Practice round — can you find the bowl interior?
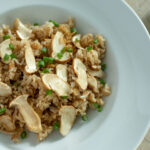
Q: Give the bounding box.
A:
[0,4,118,150]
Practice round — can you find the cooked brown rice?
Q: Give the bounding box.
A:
[0,18,111,142]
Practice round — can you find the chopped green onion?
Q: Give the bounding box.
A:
[34,23,39,26]
[46,90,53,95]
[3,54,9,61]
[43,56,49,63]
[49,20,59,27]
[93,39,98,44]
[41,47,47,53]
[93,103,102,112]
[53,122,60,130]
[38,60,45,68]
[75,38,80,42]
[97,106,102,112]
[57,52,63,59]
[48,57,55,64]
[10,53,17,59]
[61,96,68,99]
[70,27,77,33]
[101,64,106,71]
[43,56,54,64]
[42,68,50,73]
[9,43,14,50]
[20,131,27,139]
[67,48,73,53]
[61,47,66,54]
[87,46,93,52]
[100,79,106,85]
[81,115,88,121]
[3,35,10,40]
[0,108,6,115]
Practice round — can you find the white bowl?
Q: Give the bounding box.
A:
[0,0,150,150]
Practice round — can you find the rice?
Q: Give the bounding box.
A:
[0,18,111,142]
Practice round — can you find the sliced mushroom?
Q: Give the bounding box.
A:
[72,34,83,49]
[0,115,15,132]
[56,64,67,81]
[0,39,12,63]
[79,90,90,101]
[9,95,42,133]
[102,84,111,96]
[43,21,54,37]
[88,69,105,78]
[25,42,37,74]
[59,106,76,136]
[87,74,99,93]
[73,58,87,90]
[51,31,71,63]
[87,50,101,70]
[0,82,12,96]
[42,74,71,96]
[14,18,32,40]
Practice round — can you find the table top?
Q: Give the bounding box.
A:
[126,0,150,149]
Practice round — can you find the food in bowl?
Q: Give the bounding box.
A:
[0,18,111,142]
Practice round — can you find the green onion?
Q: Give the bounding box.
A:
[87,46,93,52]
[57,52,63,59]
[42,68,50,73]
[38,60,45,68]
[34,23,39,26]
[49,20,59,27]
[20,131,27,139]
[100,79,106,85]
[67,48,73,53]
[3,54,9,61]
[61,47,66,54]
[43,56,49,63]
[101,64,106,71]
[81,115,88,121]
[61,96,68,99]
[43,57,54,64]
[3,35,10,40]
[0,108,6,115]
[48,57,55,64]
[93,39,98,44]
[9,43,14,50]
[70,27,77,33]
[41,47,47,53]
[53,122,59,130]
[93,103,102,112]
[46,90,53,95]
[75,38,80,42]
[10,53,17,59]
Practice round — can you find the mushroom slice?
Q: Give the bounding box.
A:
[9,95,42,133]
[51,31,71,63]
[14,18,32,40]
[56,64,67,81]
[87,74,99,93]
[44,21,54,37]
[0,115,15,132]
[87,50,101,70]
[42,74,71,96]
[72,34,83,49]
[25,42,37,74]
[59,106,76,136]
[102,84,111,96]
[73,58,87,90]
[0,39,12,63]
[0,82,12,96]
[88,69,105,78]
